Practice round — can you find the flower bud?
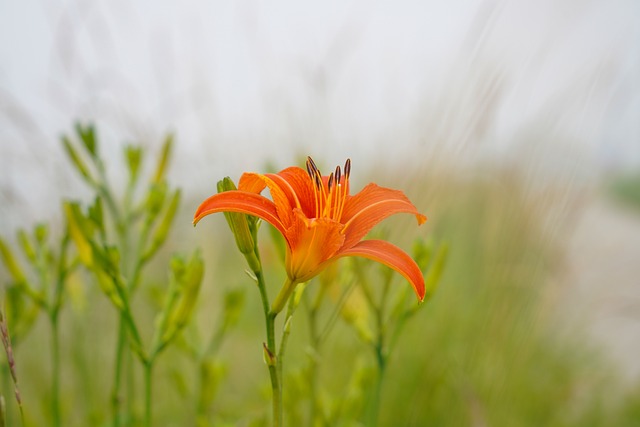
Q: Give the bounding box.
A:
[74,122,97,158]
[152,134,173,184]
[62,136,94,184]
[17,230,36,264]
[125,145,143,184]
[64,202,94,267]
[216,178,261,271]
[144,189,180,260]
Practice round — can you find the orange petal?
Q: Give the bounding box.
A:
[193,191,287,237]
[237,172,297,227]
[338,239,425,301]
[340,183,427,249]
[270,167,317,218]
[238,173,267,193]
[284,210,345,284]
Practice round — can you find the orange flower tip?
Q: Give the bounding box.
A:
[417,214,428,225]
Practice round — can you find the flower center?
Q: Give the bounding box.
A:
[305,156,351,222]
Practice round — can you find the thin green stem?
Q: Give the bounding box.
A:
[50,313,61,427]
[251,245,284,427]
[265,312,281,427]
[111,317,126,427]
[365,345,387,427]
[306,302,320,427]
[49,230,70,427]
[143,360,154,427]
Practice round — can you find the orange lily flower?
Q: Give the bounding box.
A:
[194,157,427,302]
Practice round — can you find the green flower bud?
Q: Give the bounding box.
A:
[144,189,180,261]
[152,134,173,184]
[62,136,94,184]
[74,122,97,158]
[34,223,48,245]
[217,177,259,270]
[145,183,168,223]
[17,230,36,263]
[125,145,143,185]
[170,251,203,328]
[88,197,104,235]
[0,237,27,284]
[64,202,94,267]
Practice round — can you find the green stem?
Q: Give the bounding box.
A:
[265,312,281,427]
[252,253,283,427]
[366,345,386,427]
[50,231,70,427]
[111,316,126,427]
[50,313,61,427]
[307,305,320,427]
[143,360,154,427]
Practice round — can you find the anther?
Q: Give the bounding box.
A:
[344,159,351,179]
[307,156,320,175]
[327,173,334,191]
[306,160,314,179]
[335,166,341,186]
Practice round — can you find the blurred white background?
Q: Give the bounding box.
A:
[1,0,640,389]
[1,0,639,230]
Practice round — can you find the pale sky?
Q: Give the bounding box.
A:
[1,0,639,231]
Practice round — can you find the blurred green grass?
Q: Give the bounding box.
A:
[2,163,640,426]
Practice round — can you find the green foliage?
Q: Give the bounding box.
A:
[608,171,640,212]
[0,128,638,426]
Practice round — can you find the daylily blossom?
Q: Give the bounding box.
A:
[194,157,427,305]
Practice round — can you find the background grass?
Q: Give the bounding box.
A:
[1,160,639,426]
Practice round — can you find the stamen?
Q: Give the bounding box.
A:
[308,156,320,176]
[305,157,352,220]
[306,160,314,179]
[336,159,351,220]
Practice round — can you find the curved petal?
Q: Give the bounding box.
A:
[193,190,287,237]
[270,167,317,218]
[238,173,267,193]
[337,239,425,301]
[285,209,345,284]
[340,183,427,249]
[237,172,297,227]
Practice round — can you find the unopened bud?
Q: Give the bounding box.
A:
[0,237,27,285]
[152,134,173,184]
[75,122,97,158]
[125,145,143,184]
[217,178,256,257]
[17,230,36,263]
[144,189,180,260]
[62,136,94,184]
[64,202,94,267]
